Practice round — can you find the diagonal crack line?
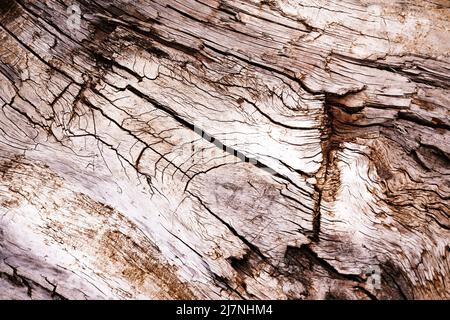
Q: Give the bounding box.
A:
[188,191,318,280]
[162,225,204,258]
[290,244,364,282]
[126,85,286,177]
[0,23,75,84]
[187,190,268,261]
[1,262,67,300]
[353,286,378,300]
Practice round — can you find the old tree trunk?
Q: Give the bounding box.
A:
[0,0,449,300]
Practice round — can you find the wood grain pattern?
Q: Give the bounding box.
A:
[0,0,448,299]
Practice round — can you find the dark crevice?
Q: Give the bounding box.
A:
[353,286,378,300]
[92,52,143,81]
[312,100,335,241]
[127,85,285,180]
[287,244,363,282]
[398,111,450,131]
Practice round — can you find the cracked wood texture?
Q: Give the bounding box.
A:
[0,0,449,300]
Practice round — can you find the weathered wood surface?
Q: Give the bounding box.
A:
[0,0,449,299]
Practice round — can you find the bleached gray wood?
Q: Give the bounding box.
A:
[0,0,449,299]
